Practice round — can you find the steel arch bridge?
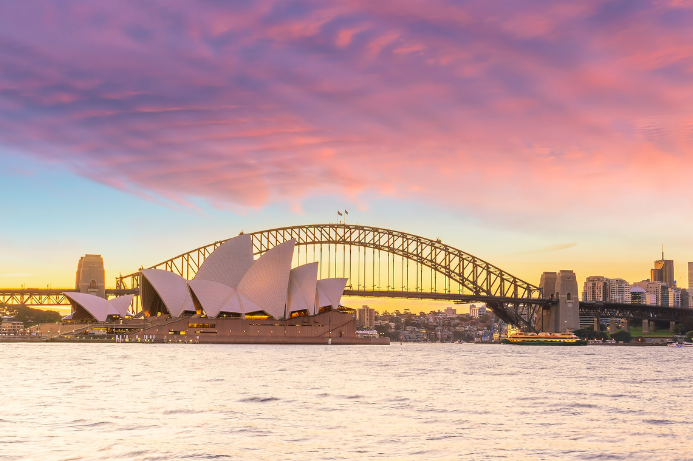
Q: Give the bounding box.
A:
[116,224,550,331]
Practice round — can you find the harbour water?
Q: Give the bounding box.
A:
[1,343,691,460]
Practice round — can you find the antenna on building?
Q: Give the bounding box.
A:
[662,244,664,261]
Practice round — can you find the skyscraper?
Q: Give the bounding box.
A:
[688,262,693,290]
[653,250,674,287]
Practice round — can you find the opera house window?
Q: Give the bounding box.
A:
[188,323,215,329]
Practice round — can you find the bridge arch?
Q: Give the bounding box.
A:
[117,224,544,329]
[119,224,540,299]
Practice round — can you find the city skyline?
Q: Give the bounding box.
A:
[3,3,693,461]
[2,1,693,300]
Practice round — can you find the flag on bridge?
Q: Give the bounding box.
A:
[337,211,342,216]
[344,209,348,215]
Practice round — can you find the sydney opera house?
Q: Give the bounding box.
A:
[63,235,388,344]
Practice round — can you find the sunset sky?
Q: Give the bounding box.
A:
[2,0,693,308]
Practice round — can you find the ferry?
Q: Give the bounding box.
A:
[501,331,587,346]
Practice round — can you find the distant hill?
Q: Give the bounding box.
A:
[0,303,62,327]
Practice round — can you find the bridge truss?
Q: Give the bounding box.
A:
[117,224,547,331]
[579,301,693,323]
[0,288,138,307]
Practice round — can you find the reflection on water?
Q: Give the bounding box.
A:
[1,343,691,460]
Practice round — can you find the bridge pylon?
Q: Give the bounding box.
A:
[539,270,580,332]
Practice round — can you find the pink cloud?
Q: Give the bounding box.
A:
[0,0,692,226]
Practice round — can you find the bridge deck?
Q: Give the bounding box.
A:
[342,289,554,306]
[3,287,692,323]
[0,288,139,307]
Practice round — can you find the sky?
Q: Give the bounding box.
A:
[2,0,693,310]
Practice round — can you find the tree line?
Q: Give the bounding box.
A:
[0,303,63,327]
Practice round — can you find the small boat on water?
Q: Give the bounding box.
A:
[501,331,587,346]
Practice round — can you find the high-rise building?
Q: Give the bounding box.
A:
[356,305,375,329]
[444,307,457,315]
[650,268,663,284]
[670,287,682,307]
[608,278,631,303]
[583,276,609,302]
[653,258,674,287]
[688,262,693,290]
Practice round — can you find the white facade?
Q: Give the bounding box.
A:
[235,240,295,319]
[188,279,239,318]
[194,234,254,289]
[141,236,348,320]
[64,292,134,322]
[287,263,319,315]
[109,294,135,317]
[316,278,348,310]
[141,269,195,317]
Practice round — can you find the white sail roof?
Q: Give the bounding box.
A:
[194,234,254,289]
[109,294,134,317]
[288,262,318,315]
[237,290,263,315]
[236,239,295,319]
[316,278,348,309]
[64,292,111,322]
[219,290,244,315]
[188,279,237,318]
[141,269,195,317]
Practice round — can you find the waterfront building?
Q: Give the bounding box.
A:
[0,316,24,335]
[583,276,609,302]
[356,305,375,329]
[608,278,631,303]
[63,293,135,322]
[140,235,347,320]
[75,254,105,298]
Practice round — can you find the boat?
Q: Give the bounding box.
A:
[501,331,587,346]
[667,341,693,348]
